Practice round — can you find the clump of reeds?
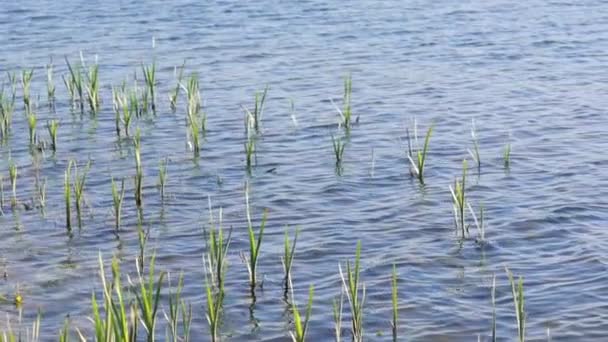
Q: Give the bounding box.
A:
[46,60,55,104]
[142,62,156,113]
[92,254,138,341]
[341,74,353,129]
[289,284,314,342]
[113,83,133,136]
[27,111,37,146]
[158,158,168,201]
[0,86,15,141]
[242,85,268,134]
[8,161,17,207]
[332,135,346,174]
[282,228,299,293]
[204,265,224,342]
[21,69,34,113]
[134,128,143,208]
[131,254,166,342]
[111,177,126,232]
[243,185,267,291]
[85,56,101,113]
[46,119,59,152]
[333,290,344,342]
[506,267,526,342]
[169,62,186,111]
[468,202,486,243]
[184,74,206,156]
[73,160,91,228]
[406,120,433,183]
[449,159,468,238]
[244,134,256,171]
[164,273,192,342]
[64,57,84,108]
[468,119,481,170]
[339,241,365,342]
[36,176,47,210]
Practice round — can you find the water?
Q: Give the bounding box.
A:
[1,0,608,340]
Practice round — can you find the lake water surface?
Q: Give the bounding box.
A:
[1,0,608,340]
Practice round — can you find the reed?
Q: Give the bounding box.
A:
[406,121,433,183]
[134,128,143,208]
[245,136,256,170]
[242,85,268,134]
[491,274,497,342]
[504,141,511,168]
[46,61,55,104]
[21,69,34,113]
[158,158,168,201]
[111,177,126,232]
[333,290,344,342]
[506,268,526,342]
[169,62,186,111]
[59,318,70,342]
[205,201,232,292]
[114,87,132,136]
[46,119,59,151]
[64,161,72,232]
[289,285,314,342]
[85,58,100,113]
[244,185,267,290]
[338,241,365,342]
[129,82,142,117]
[282,228,299,292]
[189,111,201,157]
[0,87,15,140]
[142,62,156,112]
[468,119,481,170]
[8,161,17,207]
[27,111,37,145]
[0,174,5,210]
[92,254,138,341]
[468,202,486,243]
[164,273,192,342]
[73,160,91,228]
[64,57,84,108]
[341,74,353,129]
[203,262,224,342]
[391,265,398,342]
[449,159,468,238]
[331,135,346,166]
[132,254,166,342]
[36,176,46,210]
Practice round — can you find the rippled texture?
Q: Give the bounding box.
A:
[1,0,608,340]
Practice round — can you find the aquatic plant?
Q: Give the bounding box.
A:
[8,161,17,207]
[504,141,511,168]
[491,274,497,342]
[92,254,138,341]
[183,74,204,156]
[332,135,346,166]
[506,268,526,342]
[391,265,398,342]
[142,62,156,112]
[468,202,486,243]
[111,177,126,232]
[449,159,468,238]
[164,273,193,342]
[27,111,37,146]
[64,57,84,108]
[36,176,47,210]
[64,161,72,231]
[132,254,166,342]
[406,121,433,183]
[158,158,168,201]
[46,61,55,103]
[282,228,299,292]
[245,135,256,171]
[169,62,186,111]
[46,119,59,152]
[333,290,344,342]
[339,241,365,342]
[205,200,232,293]
[242,85,268,134]
[73,160,91,228]
[468,119,481,170]
[0,87,15,140]
[341,74,353,129]
[21,69,34,113]
[85,57,100,113]
[59,318,70,342]
[134,128,143,208]
[243,185,267,290]
[289,284,314,342]
[203,262,224,342]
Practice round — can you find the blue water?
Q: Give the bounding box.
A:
[1,0,608,340]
